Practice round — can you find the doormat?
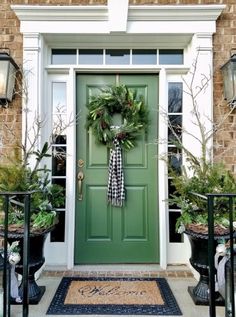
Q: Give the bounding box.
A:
[47,277,182,315]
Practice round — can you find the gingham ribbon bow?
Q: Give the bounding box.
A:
[107,138,125,207]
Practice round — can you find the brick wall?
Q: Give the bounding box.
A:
[0,0,236,170]
[212,2,236,172]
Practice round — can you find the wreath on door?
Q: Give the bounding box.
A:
[86,84,149,207]
[86,85,149,151]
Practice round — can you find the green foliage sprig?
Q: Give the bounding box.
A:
[170,163,236,233]
[86,85,149,150]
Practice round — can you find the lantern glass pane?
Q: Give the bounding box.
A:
[7,62,16,102]
[222,59,236,102]
[0,61,8,98]
[233,61,236,99]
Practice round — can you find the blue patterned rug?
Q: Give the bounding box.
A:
[47,277,182,315]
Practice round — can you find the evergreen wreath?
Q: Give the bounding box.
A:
[86,85,149,150]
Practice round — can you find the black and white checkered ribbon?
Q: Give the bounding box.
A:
[107,138,125,207]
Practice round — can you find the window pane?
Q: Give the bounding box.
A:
[50,211,65,242]
[53,114,67,132]
[52,82,66,113]
[79,49,103,64]
[168,179,179,210]
[168,83,183,113]
[168,115,182,143]
[105,49,130,65]
[132,49,156,65]
[53,135,67,144]
[52,178,66,188]
[168,147,182,174]
[159,49,183,65]
[169,211,182,242]
[51,49,76,65]
[52,178,66,208]
[52,146,66,176]
[168,178,177,197]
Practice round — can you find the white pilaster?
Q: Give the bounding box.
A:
[184,33,213,164]
[22,32,41,167]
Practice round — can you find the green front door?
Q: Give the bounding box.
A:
[75,74,159,264]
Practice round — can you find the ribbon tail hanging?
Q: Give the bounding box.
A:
[107,138,125,207]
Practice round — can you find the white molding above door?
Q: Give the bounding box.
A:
[12,4,225,35]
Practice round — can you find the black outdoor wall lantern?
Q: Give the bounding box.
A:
[0,52,19,106]
[221,54,236,108]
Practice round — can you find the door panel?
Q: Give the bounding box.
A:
[123,186,147,240]
[75,74,159,263]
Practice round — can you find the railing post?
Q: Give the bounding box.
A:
[208,194,216,317]
[229,196,235,317]
[0,191,32,317]
[22,193,30,317]
[3,195,10,317]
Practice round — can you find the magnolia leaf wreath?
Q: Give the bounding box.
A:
[86,85,149,206]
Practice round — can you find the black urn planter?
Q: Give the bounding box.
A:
[5,227,52,305]
[185,229,225,306]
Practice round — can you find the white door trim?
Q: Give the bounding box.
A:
[11,3,224,269]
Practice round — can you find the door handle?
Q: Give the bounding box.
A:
[77,171,84,200]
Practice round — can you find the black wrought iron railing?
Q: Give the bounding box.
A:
[207,193,236,317]
[186,192,236,317]
[0,191,33,317]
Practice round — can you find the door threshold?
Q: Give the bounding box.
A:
[74,264,163,272]
[44,264,192,278]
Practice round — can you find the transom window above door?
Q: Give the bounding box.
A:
[51,49,184,65]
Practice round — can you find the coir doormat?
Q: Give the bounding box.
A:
[47,277,182,315]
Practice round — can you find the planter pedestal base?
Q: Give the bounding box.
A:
[15,258,46,304]
[188,286,224,306]
[185,229,228,306]
[18,277,46,305]
[4,227,53,305]
[11,286,45,305]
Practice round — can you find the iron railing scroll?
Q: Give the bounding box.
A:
[0,191,33,317]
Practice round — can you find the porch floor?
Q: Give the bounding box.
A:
[11,265,225,317]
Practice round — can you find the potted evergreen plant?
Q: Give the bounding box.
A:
[0,141,64,304]
[166,55,236,304]
[171,162,236,237]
